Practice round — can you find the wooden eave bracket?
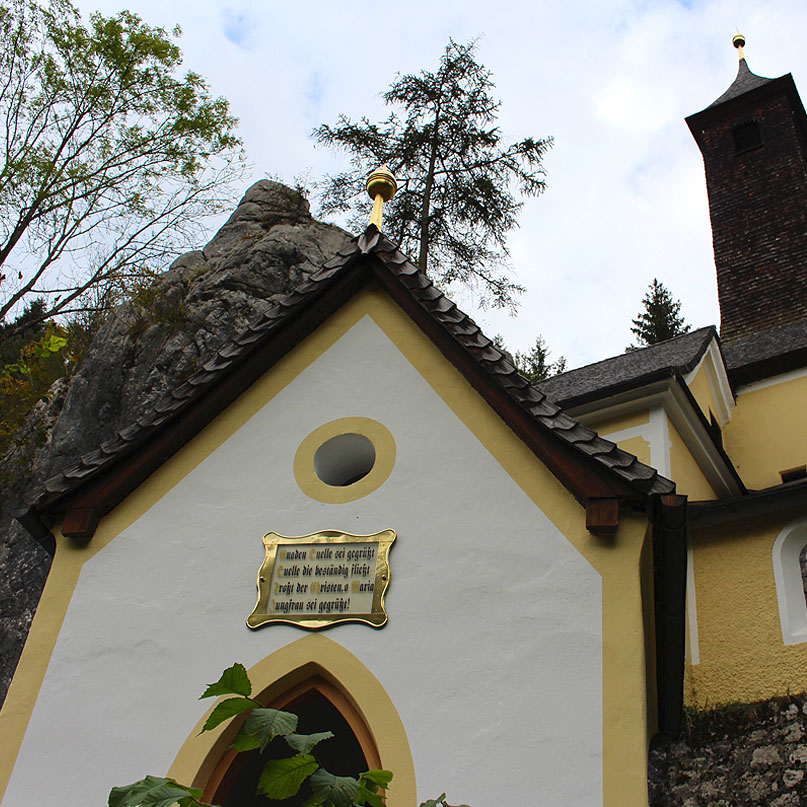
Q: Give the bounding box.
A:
[62,506,101,540]
[586,498,620,535]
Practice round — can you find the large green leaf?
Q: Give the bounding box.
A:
[200,663,252,699]
[201,697,255,733]
[256,754,319,799]
[284,731,334,755]
[355,769,392,807]
[309,768,359,807]
[355,783,386,807]
[243,707,298,749]
[108,775,207,807]
[232,725,262,752]
[360,770,393,790]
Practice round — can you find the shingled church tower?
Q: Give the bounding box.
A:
[686,34,807,344]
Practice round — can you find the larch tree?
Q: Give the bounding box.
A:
[0,0,245,340]
[314,39,553,310]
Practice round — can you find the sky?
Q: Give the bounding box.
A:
[75,0,807,371]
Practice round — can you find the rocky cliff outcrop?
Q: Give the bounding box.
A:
[649,694,807,806]
[0,181,351,705]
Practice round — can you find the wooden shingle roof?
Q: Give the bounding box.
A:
[21,226,674,541]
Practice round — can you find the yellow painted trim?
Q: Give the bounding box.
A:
[166,635,416,807]
[589,410,650,436]
[294,417,396,503]
[0,284,654,807]
[0,528,82,805]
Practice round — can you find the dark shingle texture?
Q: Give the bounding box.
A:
[33,228,674,513]
[709,59,774,107]
[537,327,716,408]
[723,320,807,384]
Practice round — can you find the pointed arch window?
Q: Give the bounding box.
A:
[204,676,380,806]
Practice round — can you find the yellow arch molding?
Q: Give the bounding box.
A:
[167,635,416,807]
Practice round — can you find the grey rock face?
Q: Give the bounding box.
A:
[649,694,807,806]
[0,181,351,706]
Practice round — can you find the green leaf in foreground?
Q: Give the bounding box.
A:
[257,754,319,799]
[419,795,448,807]
[243,707,299,750]
[108,775,205,807]
[232,725,262,752]
[200,662,252,699]
[355,769,393,807]
[284,731,335,755]
[360,770,393,789]
[356,783,386,807]
[309,768,360,807]
[201,697,256,732]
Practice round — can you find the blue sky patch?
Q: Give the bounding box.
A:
[222,9,250,46]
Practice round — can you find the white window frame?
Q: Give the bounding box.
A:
[772,517,807,644]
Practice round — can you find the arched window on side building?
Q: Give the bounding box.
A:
[772,518,807,644]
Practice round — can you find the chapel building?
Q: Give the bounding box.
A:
[0,35,805,807]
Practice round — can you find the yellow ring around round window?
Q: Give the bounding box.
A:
[294,418,396,503]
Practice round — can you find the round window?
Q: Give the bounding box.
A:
[313,433,376,487]
[294,418,396,503]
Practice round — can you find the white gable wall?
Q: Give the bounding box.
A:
[4,316,602,807]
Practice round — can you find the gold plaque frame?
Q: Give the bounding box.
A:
[247,529,396,630]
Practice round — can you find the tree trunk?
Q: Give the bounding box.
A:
[418,109,441,270]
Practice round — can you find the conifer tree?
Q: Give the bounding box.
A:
[629,278,690,348]
[315,39,553,309]
[514,335,566,381]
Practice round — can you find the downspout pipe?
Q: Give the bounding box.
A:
[653,493,688,738]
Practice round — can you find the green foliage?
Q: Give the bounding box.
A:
[257,754,319,799]
[200,662,252,699]
[309,769,360,807]
[629,278,690,349]
[513,334,566,382]
[126,271,189,336]
[109,776,209,807]
[0,297,48,365]
[285,731,335,754]
[0,0,244,340]
[419,795,470,807]
[110,663,469,807]
[200,697,257,732]
[315,39,552,310]
[0,296,108,481]
[110,663,394,807]
[0,320,70,475]
[491,332,566,382]
[242,707,300,750]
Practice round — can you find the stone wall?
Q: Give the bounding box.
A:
[649,693,807,806]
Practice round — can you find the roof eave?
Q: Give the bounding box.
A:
[25,227,673,541]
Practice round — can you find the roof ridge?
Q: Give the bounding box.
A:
[30,226,674,523]
[549,325,717,380]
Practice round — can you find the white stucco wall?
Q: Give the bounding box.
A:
[4,316,602,807]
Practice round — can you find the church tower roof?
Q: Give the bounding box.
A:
[685,35,807,351]
[708,56,775,107]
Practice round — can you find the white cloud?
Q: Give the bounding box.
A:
[74,0,807,368]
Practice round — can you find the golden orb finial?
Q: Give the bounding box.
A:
[366,165,397,230]
[733,33,746,59]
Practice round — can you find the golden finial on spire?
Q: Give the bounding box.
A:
[366,165,397,230]
[733,32,746,60]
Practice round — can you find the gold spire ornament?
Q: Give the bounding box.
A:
[733,32,746,60]
[366,165,397,230]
